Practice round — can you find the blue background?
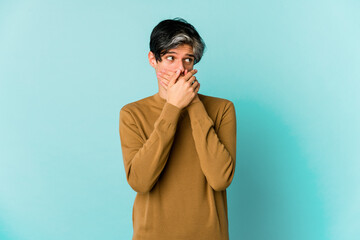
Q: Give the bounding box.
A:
[1,0,359,239]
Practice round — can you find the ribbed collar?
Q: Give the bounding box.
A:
[153,92,167,105]
[152,92,187,116]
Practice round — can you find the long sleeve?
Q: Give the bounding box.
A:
[187,100,237,191]
[119,102,182,193]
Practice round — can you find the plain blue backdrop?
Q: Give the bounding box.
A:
[0,0,359,239]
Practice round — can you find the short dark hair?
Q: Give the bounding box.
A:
[149,18,206,64]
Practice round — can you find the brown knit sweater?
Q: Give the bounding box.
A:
[119,92,237,240]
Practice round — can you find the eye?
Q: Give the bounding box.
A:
[184,58,193,63]
[166,56,174,61]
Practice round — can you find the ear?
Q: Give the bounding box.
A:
[148,51,157,69]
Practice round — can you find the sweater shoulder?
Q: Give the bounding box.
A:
[120,94,155,113]
[198,93,234,110]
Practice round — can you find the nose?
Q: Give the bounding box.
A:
[176,61,185,74]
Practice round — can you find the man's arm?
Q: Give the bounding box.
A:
[187,99,237,191]
[119,102,181,193]
[119,69,198,193]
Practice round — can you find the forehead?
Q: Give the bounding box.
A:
[165,44,194,55]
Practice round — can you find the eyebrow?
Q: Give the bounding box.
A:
[166,51,195,58]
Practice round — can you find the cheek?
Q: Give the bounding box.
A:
[156,66,174,78]
[156,62,172,72]
[158,66,177,74]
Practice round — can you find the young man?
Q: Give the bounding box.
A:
[119,18,237,240]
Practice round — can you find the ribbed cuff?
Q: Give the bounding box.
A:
[159,102,182,124]
[187,101,214,126]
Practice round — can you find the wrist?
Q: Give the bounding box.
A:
[190,95,200,104]
[167,100,183,110]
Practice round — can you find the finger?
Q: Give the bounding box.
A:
[183,69,197,82]
[157,71,171,84]
[169,70,180,79]
[193,79,200,89]
[188,76,196,84]
[157,73,169,82]
[194,81,200,93]
[191,79,199,90]
[160,79,168,90]
[157,74,170,84]
[162,79,169,86]
[168,70,181,87]
[158,70,172,80]
[162,79,169,84]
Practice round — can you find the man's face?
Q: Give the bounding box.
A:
[149,44,195,77]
